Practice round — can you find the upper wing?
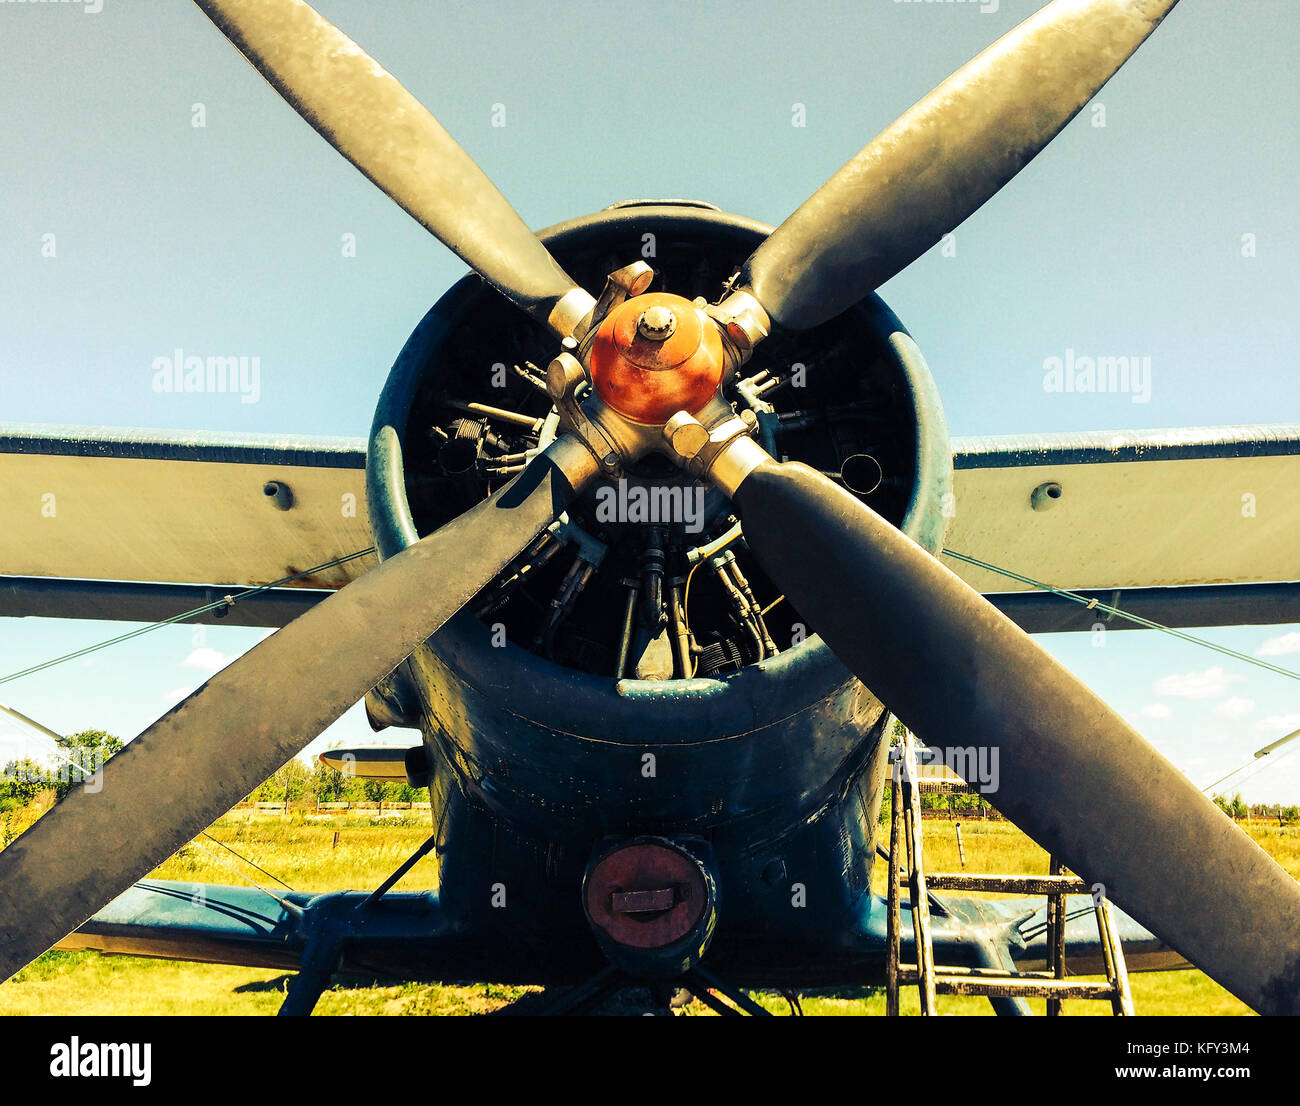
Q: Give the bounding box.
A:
[947,424,1300,631]
[3,421,1298,631]
[0,423,375,626]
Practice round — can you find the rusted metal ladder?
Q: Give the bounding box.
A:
[885,728,1134,1016]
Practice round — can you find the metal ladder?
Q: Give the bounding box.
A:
[885,729,1134,1016]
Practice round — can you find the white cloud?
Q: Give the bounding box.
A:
[181,646,236,673]
[1213,697,1256,720]
[1254,714,1300,740]
[1256,632,1300,657]
[1153,666,1245,700]
[1138,703,1173,720]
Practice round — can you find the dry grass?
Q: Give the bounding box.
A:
[156,814,439,893]
[1,813,1294,1015]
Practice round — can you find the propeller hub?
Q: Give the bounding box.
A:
[588,292,725,425]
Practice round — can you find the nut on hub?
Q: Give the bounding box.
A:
[636,305,677,341]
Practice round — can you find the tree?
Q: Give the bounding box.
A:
[1,730,123,807]
[1213,792,1249,820]
[393,782,426,805]
[52,730,123,801]
[253,759,311,804]
[309,760,350,803]
[0,757,47,806]
[362,778,391,804]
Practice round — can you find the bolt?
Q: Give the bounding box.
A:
[664,413,709,460]
[636,306,677,342]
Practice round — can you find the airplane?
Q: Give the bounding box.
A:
[1,0,1298,1016]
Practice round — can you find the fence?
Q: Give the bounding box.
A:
[237,801,432,814]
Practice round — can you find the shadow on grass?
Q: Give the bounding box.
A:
[234,971,414,995]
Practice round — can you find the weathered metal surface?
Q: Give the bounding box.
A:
[58,877,1191,991]
[933,977,1117,1001]
[983,581,1300,634]
[886,772,903,1017]
[1047,856,1067,1017]
[584,842,709,950]
[735,459,1300,1014]
[1011,895,1189,977]
[9,420,1300,628]
[318,747,413,782]
[0,439,596,981]
[926,874,1090,894]
[897,965,1122,1001]
[1096,897,1136,1016]
[582,838,718,978]
[0,426,372,590]
[949,438,1300,594]
[901,734,937,1015]
[901,965,1053,981]
[0,577,338,628]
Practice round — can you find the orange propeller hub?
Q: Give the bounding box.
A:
[588,292,725,424]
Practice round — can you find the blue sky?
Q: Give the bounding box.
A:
[2,0,1298,801]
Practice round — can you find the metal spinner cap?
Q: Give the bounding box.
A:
[588,292,725,424]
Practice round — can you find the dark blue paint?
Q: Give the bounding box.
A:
[362,202,953,982]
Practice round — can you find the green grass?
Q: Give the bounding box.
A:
[1,813,1293,1015]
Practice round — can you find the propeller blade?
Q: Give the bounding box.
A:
[193,0,591,337]
[733,459,1300,1015]
[737,0,1179,331]
[0,438,597,981]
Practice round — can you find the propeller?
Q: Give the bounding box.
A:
[734,0,1180,331]
[730,459,1300,1015]
[0,439,597,981]
[192,0,592,338]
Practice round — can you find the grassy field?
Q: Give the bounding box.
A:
[1,811,1295,1016]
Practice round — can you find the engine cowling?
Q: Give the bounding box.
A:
[365,200,952,838]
